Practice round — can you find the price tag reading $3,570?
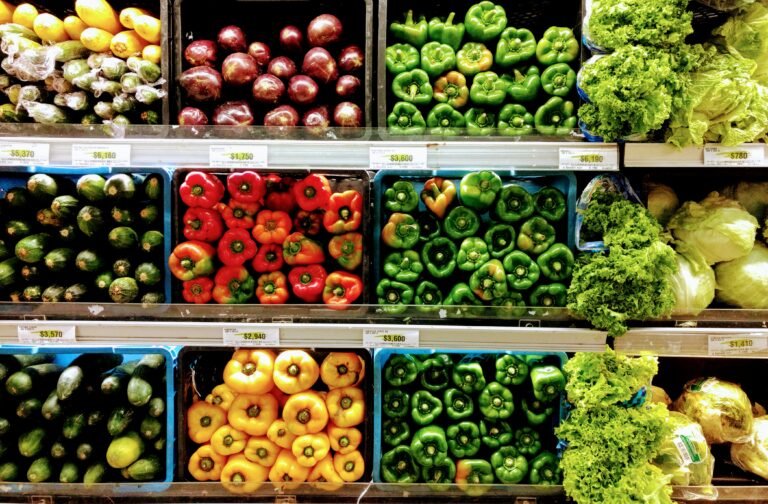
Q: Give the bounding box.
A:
[363,329,419,348]
[370,147,427,170]
[223,326,280,347]
[18,324,76,344]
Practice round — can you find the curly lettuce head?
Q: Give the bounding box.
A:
[654,411,715,486]
[587,0,693,50]
[715,242,768,309]
[669,244,716,316]
[732,415,768,480]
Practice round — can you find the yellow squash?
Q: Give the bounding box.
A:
[132,14,160,44]
[11,3,37,29]
[33,13,69,43]
[63,16,88,40]
[142,44,161,64]
[75,0,121,34]
[110,30,147,59]
[0,0,15,24]
[118,7,150,29]
[79,27,112,52]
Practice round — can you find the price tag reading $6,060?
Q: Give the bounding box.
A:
[223,326,280,347]
[209,145,268,168]
[72,144,132,167]
[369,146,427,170]
[363,329,419,348]
[17,324,76,344]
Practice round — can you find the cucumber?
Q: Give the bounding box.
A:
[83,462,105,485]
[76,175,106,202]
[104,174,135,200]
[127,354,164,407]
[141,292,164,304]
[5,187,30,209]
[6,219,32,238]
[139,204,158,225]
[107,406,135,436]
[108,226,138,250]
[27,174,58,200]
[64,283,87,302]
[44,248,75,272]
[22,285,42,302]
[143,175,162,200]
[0,416,10,435]
[0,461,18,481]
[106,431,144,469]
[87,410,104,427]
[58,224,78,243]
[41,390,62,421]
[27,456,52,482]
[147,397,165,418]
[95,271,114,290]
[109,277,138,303]
[0,257,18,286]
[76,249,102,272]
[62,413,86,440]
[125,455,160,481]
[50,195,79,219]
[135,262,161,286]
[20,264,40,282]
[113,258,132,278]
[16,397,42,418]
[42,285,66,302]
[140,230,163,254]
[57,353,123,400]
[15,233,51,263]
[111,206,134,224]
[139,416,162,440]
[76,206,105,237]
[6,363,63,396]
[36,208,62,227]
[100,361,138,396]
[18,427,46,457]
[50,440,67,459]
[59,461,79,483]
[76,443,93,462]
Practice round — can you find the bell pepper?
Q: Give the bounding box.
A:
[228,393,279,436]
[530,364,565,402]
[183,208,224,242]
[495,27,536,67]
[383,419,410,446]
[460,170,502,211]
[206,383,237,411]
[428,12,464,51]
[495,354,529,386]
[180,171,225,209]
[293,210,324,236]
[537,243,574,282]
[447,421,481,458]
[244,436,280,467]
[227,171,265,204]
[323,190,363,234]
[421,237,457,278]
[535,186,566,221]
[333,450,365,482]
[383,389,410,418]
[213,265,255,304]
[503,65,541,103]
[456,42,493,76]
[542,63,576,97]
[376,277,411,315]
[495,184,534,223]
[418,213,441,243]
[308,454,344,491]
[410,425,448,467]
[470,258,508,301]
[517,216,556,255]
[522,395,554,425]
[187,401,227,444]
[420,42,456,78]
[530,282,567,307]
[211,424,248,456]
[256,271,289,304]
[422,458,456,492]
[536,26,579,65]
[445,282,482,308]
[491,446,528,484]
[169,241,216,281]
[385,180,419,213]
[483,224,515,259]
[392,69,433,105]
[283,391,329,436]
[287,265,327,303]
[223,349,276,394]
[320,352,365,389]
[268,450,310,490]
[382,213,419,249]
[292,432,331,467]
[416,280,443,308]
[534,96,577,135]
[221,453,270,493]
[267,419,297,450]
[452,361,486,394]
[322,271,362,307]
[328,424,362,454]
[420,354,452,392]
[514,426,542,456]
[498,103,535,136]
[529,451,561,485]
[444,387,474,420]
[384,250,423,283]
[264,174,296,213]
[293,174,332,212]
[182,277,214,304]
[433,71,469,109]
[326,386,365,427]
[411,390,443,425]
[273,350,319,394]
[218,228,258,266]
[283,232,325,265]
[494,293,527,318]
[189,444,227,482]
[455,459,494,496]
[478,381,514,419]
[457,237,490,272]
[464,107,496,136]
[219,199,259,230]
[385,355,419,387]
[427,103,466,136]
[421,177,456,218]
[251,243,284,273]
[386,43,420,74]
[390,10,428,47]
[387,101,427,135]
[503,251,540,290]
[469,71,506,106]
[480,419,512,449]
[464,1,507,40]
[252,210,292,245]
[444,206,480,239]
[381,446,418,483]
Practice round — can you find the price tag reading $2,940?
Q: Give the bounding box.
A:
[209,145,268,168]
[18,324,76,344]
[363,329,419,348]
[0,142,50,166]
[370,147,427,170]
[72,144,132,167]
[223,326,280,347]
[704,144,765,167]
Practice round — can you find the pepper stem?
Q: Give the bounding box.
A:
[288,363,300,376]
[200,416,211,427]
[200,457,213,471]
[247,405,261,418]
[297,408,311,424]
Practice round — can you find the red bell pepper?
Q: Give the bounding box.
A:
[227,171,266,203]
[294,210,324,236]
[288,265,327,303]
[293,174,332,211]
[256,271,290,304]
[183,208,224,242]
[322,271,363,308]
[328,232,363,270]
[283,232,325,266]
[168,241,216,281]
[180,171,225,208]
[213,266,255,304]
[251,243,284,273]
[217,200,259,229]
[182,277,214,304]
[252,210,292,245]
[217,228,258,266]
[323,190,363,234]
[265,174,296,213]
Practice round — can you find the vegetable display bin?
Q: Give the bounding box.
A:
[372,348,568,485]
[0,166,172,304]
[170,168,371,306]
[0,344,177,490]
[176,347,373,484]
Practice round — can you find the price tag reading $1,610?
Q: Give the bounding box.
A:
[369,146,427,170]
[223,326,280,347]
[72,144,132,167]
[363,329,419,348]
[17,324,76,344]
[209,145,268,168]
[0,142,50,166]
[703,144,765,167]
[708,334,768,356]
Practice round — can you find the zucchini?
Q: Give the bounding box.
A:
[140,230,163,254]
[138,204,158,225]
[5,187,30,209]
[114,258,132,277]
[124,455,160,481]
[76,443,93,462]
[106,431,144,469]
[50,440,67,459]
[104,174,135,200]
[100,360,138,396]
[147,397,165,418]
[15,233,51,263]
[14,353,55,367]
[6,363,63,396]
[42,285,66,302]
[108,226,138,249]
[0,257,18,286]
[81,113,100,125]
[37,208,62,227]
[153,437,165,452]
[139,416,162,440]
[76,174,106,202]
[8,290,21,302]
[59,461,79,483]
[95,271,114,290]
[0,461,19,481]
[143,174,162,200]
[26,456,52,482]
[135,262,161,286]
[52,40,89,63]
[0,239,8,260]
[87,410,104,427]
[83,462,106,485]
[141,292,164,304]
[20,264,40,282]
[5,219,32,239]
[110,206,134,224]
[58,224,78,243]
[41,390,62,421]
[0,438,7,457]
[64,283,87,302]
[44,247,75,272]
[15,397,42,418]
[126,354,164,407]
[27,174,58,200]
[76,206,105,237]
[22,285,42,302]
[62,412,86,440]
[57,353,123,400]
[107,406,135,436]
[76,249,102,272]
[109,277,138,303]
[140,110,161,125]
[0,416,10,435]
[18,427,46,457]
[50,195,79,219]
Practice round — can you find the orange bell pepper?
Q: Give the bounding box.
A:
[205,383,237,411]
[322,271,363,308]
[221,453,270,494]
[326,386,365,428]
[188,444,227,481]
[320,352,365,389]
[223,349,275,394]
[252,210,292,245]
[323,190,363,234]
[210,424,248,456]
[268,449,311,490]
[267,419,297,449]
[273,350,320,394]
[187,401,227,444]
[327,424,362,454]
[228,394,279,436]
[292,432,331,467]
[333,450,365,482]
[255,271,290,304]
[244,436,280,467]
[308,454,345,491]
[282,390,329,436]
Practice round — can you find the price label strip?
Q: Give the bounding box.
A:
[370,146,428,170]
[0,142,50,166]
[18,324,76,344]
[223,326,280,347]
[72,144,132,167]
[210,145,268,168]
[708,334,768,356]
[703,144,765,167]
[363,329,419,348]
[559,148,618,171]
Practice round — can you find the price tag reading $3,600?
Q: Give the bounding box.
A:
[370,147,427,170]
[223,326,280,347]
[363,329,419,348]
[18,324,76,344]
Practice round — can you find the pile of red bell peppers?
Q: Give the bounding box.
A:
[169,171,364,306]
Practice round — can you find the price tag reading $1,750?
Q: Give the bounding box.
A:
[703,144,765,167]
[72,144,132,167]
[223,326,280,347]
[209,145,268,168]
[370,147,427,170]
[0,142,50,166]
[363,329,419,348]
[708,335,768,356]
[17,324,76,344]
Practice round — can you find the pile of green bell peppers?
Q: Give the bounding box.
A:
[380,351,565,489]
[386,3,579,136]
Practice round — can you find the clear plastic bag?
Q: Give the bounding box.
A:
[654,411,715,487]
[732,416,768,480]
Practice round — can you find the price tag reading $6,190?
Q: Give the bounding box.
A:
[17,324,76,344]
[363,329,419,348]
[369,146,427,170]
[223,326,280,347]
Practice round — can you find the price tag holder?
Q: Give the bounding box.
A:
[223,326,280,347]
[708,334,768,356]
[18,324,76,344]
[72,144,132,167]
[559,147,618,171]
[0,142,50,166]
[370,146,427,170]
[363,329,419,348]
[209,145,268,168]
[704,144,765,167]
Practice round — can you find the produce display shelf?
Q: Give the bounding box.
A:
[623,143,768,168]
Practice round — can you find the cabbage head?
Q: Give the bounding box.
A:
[647,182,679,226]
[721,181,768,219]
[732,416,768,480]
[715,242,768,309]
[669,245,716,315]
[654,411,714,486]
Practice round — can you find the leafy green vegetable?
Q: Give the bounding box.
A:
[698,0,758,11]
[715,242,768,309]
[721,181,768,219]
[646,182,679,227]
[654,411,715,487]
[732,416,768,481]
[586,0,693,50]
[669,244,716,316]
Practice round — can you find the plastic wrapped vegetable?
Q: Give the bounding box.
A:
[21,101,67,124]
[731,416,768,480]
[653,411,715,486]
[134,85,165,105]
[53,91,88,111]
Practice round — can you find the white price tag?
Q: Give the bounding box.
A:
[223,326,280,347]
[370,147,427,170]
[17,324,76,344]
[559,148,618,171]
[72,144,132,167]
[704,144,765,167]
[363,329,419,348]
[209,145,268,168]
[0,142,50,166]
[708,334,768,356]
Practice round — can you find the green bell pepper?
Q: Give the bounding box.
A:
[433,71,469,109]
[529,451,562,485]
[541,63,576,97]
[517,216,555,255]
[382,212,420,249]
[416,280,443,308]
[444,387,474,420]
[410,426,448,467]
[534,186,566,221]
[464,1,507,41]
[498,103,534,136]
[383,419,411,446]
[386,43,420,74]
[445,282,482,308]
[420,354,453,392]
[417,213,441,243]
[456,459,494,496]
[385,355,419,387]
[491,446,528,484]
[456,42,493,76]
[534,97,577,135]
[420,42,456,78]
[493,293,527,318]
[383,389,410,418]
[384,180,419,213]
[460,170,502,211]
[446,421,481,458]
[428,12,464,51]
[484,224,516,258]
[514,426,541,456]
[503,250,540,290]
[470,259,508,301]
[495,27,536,67]
[377,278,414,314]
[469,71,506,106]
[522,396,554,426]
[494,184,534,222]
[427,103,465,136]
[390,10,428,48]
[392,69,433,105]
[422,458,456,492]
[464,107,496,136]
[452,361,486,394]
[530,282,567,307]
[503,65,540,103]
[478,381,514,419]
[457,237,490,272]
[421,237,457,278]
[411,390,443,425]
[536,26,579,65]
[444,206,480,239]
[381,445,419,483]
[384,250,424,283]
[495,354,529,386]
[530,364,565,402]
[536,243,574,282]
[480,419,512,449]
[388,102,427,135]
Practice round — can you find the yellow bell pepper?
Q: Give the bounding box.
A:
[224,349,276,394]
[205,383,237,412]
[282,391,329,436]
[210,424,248,456]
[221,453,270,494]
[320,352,365,389]
[273,350,320,394]
[267,419,297,449]
[244,436,280,467]
[187,401,227,444]
[188,444,227,481]
[325,386,365,428]
[268,449,311,490]
[228,393,278,436]
[308,454,345,491]
[327,424,362,455]
[271,387,290,408]
[292,432,331,467]
[333,450,365,482]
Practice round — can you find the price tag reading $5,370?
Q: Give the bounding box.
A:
[209,145,268,168]
[370,147,427,170]
[223,326,280,347]
[0,142,50,166]
[72,144,132,167]
[363,329,419,348]
[17,324,76,344]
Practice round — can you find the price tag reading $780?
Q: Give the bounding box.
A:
[223,326,280,347]
[17,324,76,344]
[72,144,132,167]
[209,145,268,168]
[0,142,50,166]
[703,144,765,167]
[363,329,419,348]
[369,147,427,170]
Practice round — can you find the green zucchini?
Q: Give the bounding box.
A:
[27,174,58,200]
[125,455,160,481]
[141,292,164,304]
[107,405,135,436]
[76,206,105,237]
[83,462,106,485]
[44,247,75,271]
[50,195,79,219]
[18,427,46,457]
[58,224,78,243]
[0,438,7,457]
[0,416,10,435]
[50,440,67,459]
[22,285,42,302]
[5,187,30,209]
[0,461,19,481]
[108,226,138,249]
[0,257,18,286]
[81,113,100,125]
[153,437,165,452]
[87,409,104,427]
[139,416,162,440]
[20,264,40,282]
[16,397,42,418]
[95,271,114,290]
[109,277,138,303]
[57,353,124,400]
[143,174,162,200]
[0,239,9,260]
[104,174,135,200]
[37,208,62,227]
[15,233,51,263]
[135,262,161,286]
[27,456,52,482]
[59,461,79,483]
[6,219,32,238]
[42,285,66,302]
[6,363,62,396]
[113,258,132,277]
[127,354,164,407]
[106,431,144,469]
[111,206,134,224]
[64,283,87,302]
[140,230,163,254]
[138,204,158,225]
[147,397,165,418]
[76,175,106,202]
[76,249,102,272]
[76,443,93,462]
[100,360,138,396]
[62,412,86,440]
[41,390,62,421]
